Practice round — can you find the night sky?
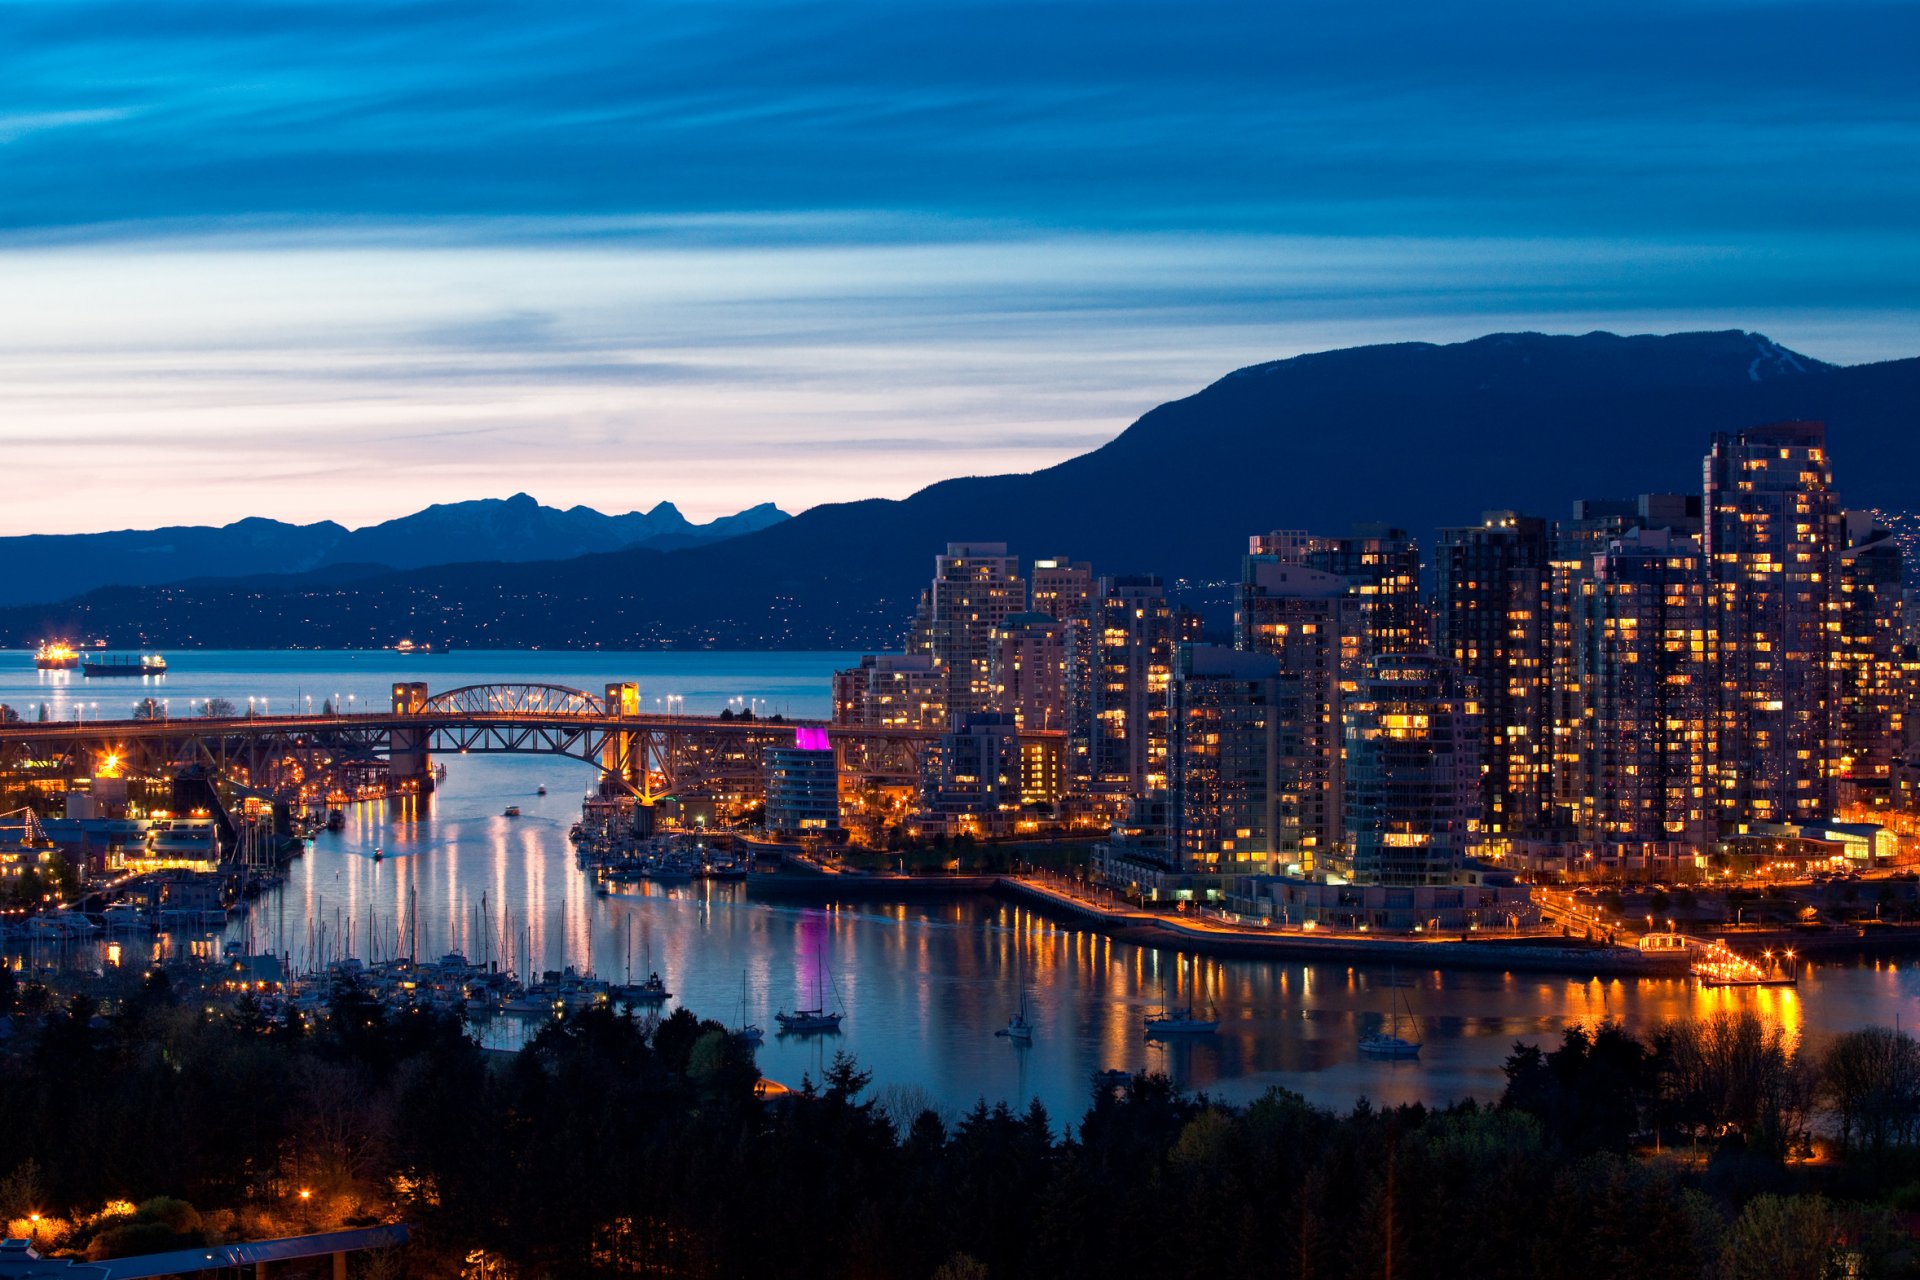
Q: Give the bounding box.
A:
[2,1,1913,532]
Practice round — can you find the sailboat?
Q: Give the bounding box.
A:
[612,920,670,1005]
[731,970,764,1045]
[1143,958,1218,1036]
[996,946,1034,1042]
[1358,969,1422,1059]
[775,947,843,1034]
[995,988,1034,1043]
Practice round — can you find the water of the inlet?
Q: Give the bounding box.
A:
[10,649,1920,1126]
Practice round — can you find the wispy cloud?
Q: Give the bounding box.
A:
[0,1,1913,533]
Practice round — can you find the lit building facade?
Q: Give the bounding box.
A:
[909,542,1027,724]
[1088,576,1177,797]
[988,612,1070,732]
[832,653,947,730]
[1250,524,1426,670]
[923,712,1061,832]
[765,744,842,835]
[1168,645,1283,874]
[1234,557,1344,860]
[1570,529,1717,847]
[1837,513,1906,790]
[1434,511,1552,844]
[1343,653,1481,886]
[1704,421,1843,823]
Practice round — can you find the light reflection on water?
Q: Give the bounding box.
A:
[243,749,1910,1126]
[2,650,1911,1124]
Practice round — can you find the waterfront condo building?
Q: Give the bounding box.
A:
[1546,495,1704,835]
[1434,511,1552,846]
[909,543,1027,725]
[1568,528,1718,848]
[1343,653,1482,886]
[1837,512,1907,796]
[1029,556,1098,787]
[988,612,1071,732]
[1704,421,1843,824]
[1168,645,1285,874]
[1248,524,1427,670]
[1088,575,1179,797]
[765,744,842,836]
[1233,556,1345,862]
[832,653,948,730]
[923,712,1060,833]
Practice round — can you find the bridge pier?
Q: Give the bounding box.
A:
[389,682,436,798]
[603,682,642,792]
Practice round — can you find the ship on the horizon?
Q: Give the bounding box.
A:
[34,641,79,670]
[82,653,168,678]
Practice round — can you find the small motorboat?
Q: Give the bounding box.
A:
[503,806,522,818]
[536,785,548,796]
[372,846,383,863]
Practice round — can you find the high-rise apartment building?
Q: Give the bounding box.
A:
[988,612,1070,732]
[1434,511,1552,844]
[1247,525,1425,671]
[1030,557,1096,625]
[832,653,948,730]
[1343,654,1481,886]
[1169,646,1286,875]
[1570,529,1717,847]
[1234,557,1345,859]
[1547,495,1704,832]
[1088,576,1177,796]
[1837,512,1907,789]
[1028,556,1098,789]
[1704,421,1843,823]
[909,543,1027,724]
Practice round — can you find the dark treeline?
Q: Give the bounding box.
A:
[0,968,1918,1278]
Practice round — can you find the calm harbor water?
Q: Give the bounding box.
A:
[5,649,1919,1126]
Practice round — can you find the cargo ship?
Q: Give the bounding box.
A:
[33,641,79,670]
[82,654,168,678]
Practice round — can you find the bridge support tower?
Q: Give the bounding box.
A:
[602,682,642,793]
[390,682,436,797]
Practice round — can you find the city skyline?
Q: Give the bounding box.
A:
[3,0,1917,534]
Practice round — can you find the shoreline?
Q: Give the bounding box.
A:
[744,871,1689,976]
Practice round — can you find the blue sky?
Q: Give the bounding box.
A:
[1,0,1915,532]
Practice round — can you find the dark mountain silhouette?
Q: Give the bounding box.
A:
[0,495,789,607]
[11,330,1917,650]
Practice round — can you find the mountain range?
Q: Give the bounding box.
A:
[0,495,789,606]
[10,329,1918,651]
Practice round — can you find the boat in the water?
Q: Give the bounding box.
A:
[33,641,79,670]
[1144,1008,1219,1036]
[996,990,1035,1043]
[731,971,764,1045]
[1358,969,1422,1059]
[503,806,522,818]
[536,784,548,796]
[1143,962,1217,1036]
[82,653,167,678]
[776,950,844,1035]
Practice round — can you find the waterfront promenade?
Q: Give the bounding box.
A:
[995,874,1688,977]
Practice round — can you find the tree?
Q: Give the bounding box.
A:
[1821,1026,1920,1157]
[202,698,237,718]
[1653,1009,1811,1157]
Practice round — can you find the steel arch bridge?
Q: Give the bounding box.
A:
[421,683,605,717]
[0,681,1046,810]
